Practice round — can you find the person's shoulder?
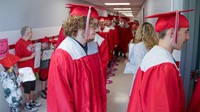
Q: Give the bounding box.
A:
[134,42,146,49]
[87,41,99,55]
[140,46,176,72]
[51,49,72,61]
[53,49,68,56]
[15,38,25,46]
[88,41,98,49]
[135,42,144,46]
[16,38,22,43]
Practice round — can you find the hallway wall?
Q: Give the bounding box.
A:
[0,0,107,45]
[0,0,108,111]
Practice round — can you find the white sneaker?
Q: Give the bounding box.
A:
[30,101,42,107]
[24,104,38,112]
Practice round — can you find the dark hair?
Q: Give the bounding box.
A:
[134,20,139,26]
[158,30,167,39]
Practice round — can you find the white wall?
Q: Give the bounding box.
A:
[0,0,110,111]
[136,0,184,61]
[0,0,110,47]
[136,0,172,26]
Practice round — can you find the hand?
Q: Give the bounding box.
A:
[30,53,36,59]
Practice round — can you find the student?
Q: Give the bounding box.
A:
[0,38,23,112]
[125,22,158,75]
[47,4,106,112]
[127,10,193,112]
[38,37,51,99]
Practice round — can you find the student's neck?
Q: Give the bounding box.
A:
[73,36,87,46]
[158,39,173,53]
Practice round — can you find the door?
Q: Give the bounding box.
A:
[181,0,200,105]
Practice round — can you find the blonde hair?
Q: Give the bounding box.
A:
[134,22,158,50]
[63,16,96,38]
[63,16,87,37]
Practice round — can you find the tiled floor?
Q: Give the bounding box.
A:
[22,57,134,112]
[107,57,133,112]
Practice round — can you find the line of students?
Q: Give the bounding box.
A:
[1,3,199,112]
[48,4,198,112]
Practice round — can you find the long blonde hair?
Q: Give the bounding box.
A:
[134,22,158,50]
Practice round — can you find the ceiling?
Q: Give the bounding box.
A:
[80,0,146,17]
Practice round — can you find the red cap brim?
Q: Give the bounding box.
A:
[146,9,194,18]
[0,54,20,68]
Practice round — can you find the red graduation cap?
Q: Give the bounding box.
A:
[105,16,112,21]
[38,36,50,43]
[66,3,99,19]
[120,16,130,22]
[146,9,194,43]
[50,39,57,44]
[66,3,100,39]
[0,38,20,68]
[98,16,105,21]
[108,14,115,20]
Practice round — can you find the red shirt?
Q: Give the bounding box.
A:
[15,38,34,71]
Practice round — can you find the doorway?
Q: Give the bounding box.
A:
[181,0,200,105]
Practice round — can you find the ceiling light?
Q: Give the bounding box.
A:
[121,12,133,17]
[118,11,132,13]
[104,3,130,5]
[114,8,131,10]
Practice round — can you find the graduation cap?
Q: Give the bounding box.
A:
[120,16,130,22]
[38,36,50,43]
[0,38,20,68]
[98,16,105,21]
[146,9,194,43]
[105,16,112,21]
[50,39,57,44]
[66,3,99,19]
[66,3,100,39]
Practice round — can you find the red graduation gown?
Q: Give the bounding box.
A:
[187,78,200,112]
[116,26,133,54]
[101,26,114,60]
[94,34,109,82]
[112,28,119,48]
[128,46,185,112]
[97,31,113,60]
[108,26,119,47]
[47,37,107,112]
[55,27,65,48]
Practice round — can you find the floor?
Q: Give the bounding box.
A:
[22,57,134,112]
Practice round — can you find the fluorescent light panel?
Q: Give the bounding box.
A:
[124,14,133,17]
[121,12,133,17]
[104,3,130,5]
[114,8,131,10]
[118,11,132,13]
